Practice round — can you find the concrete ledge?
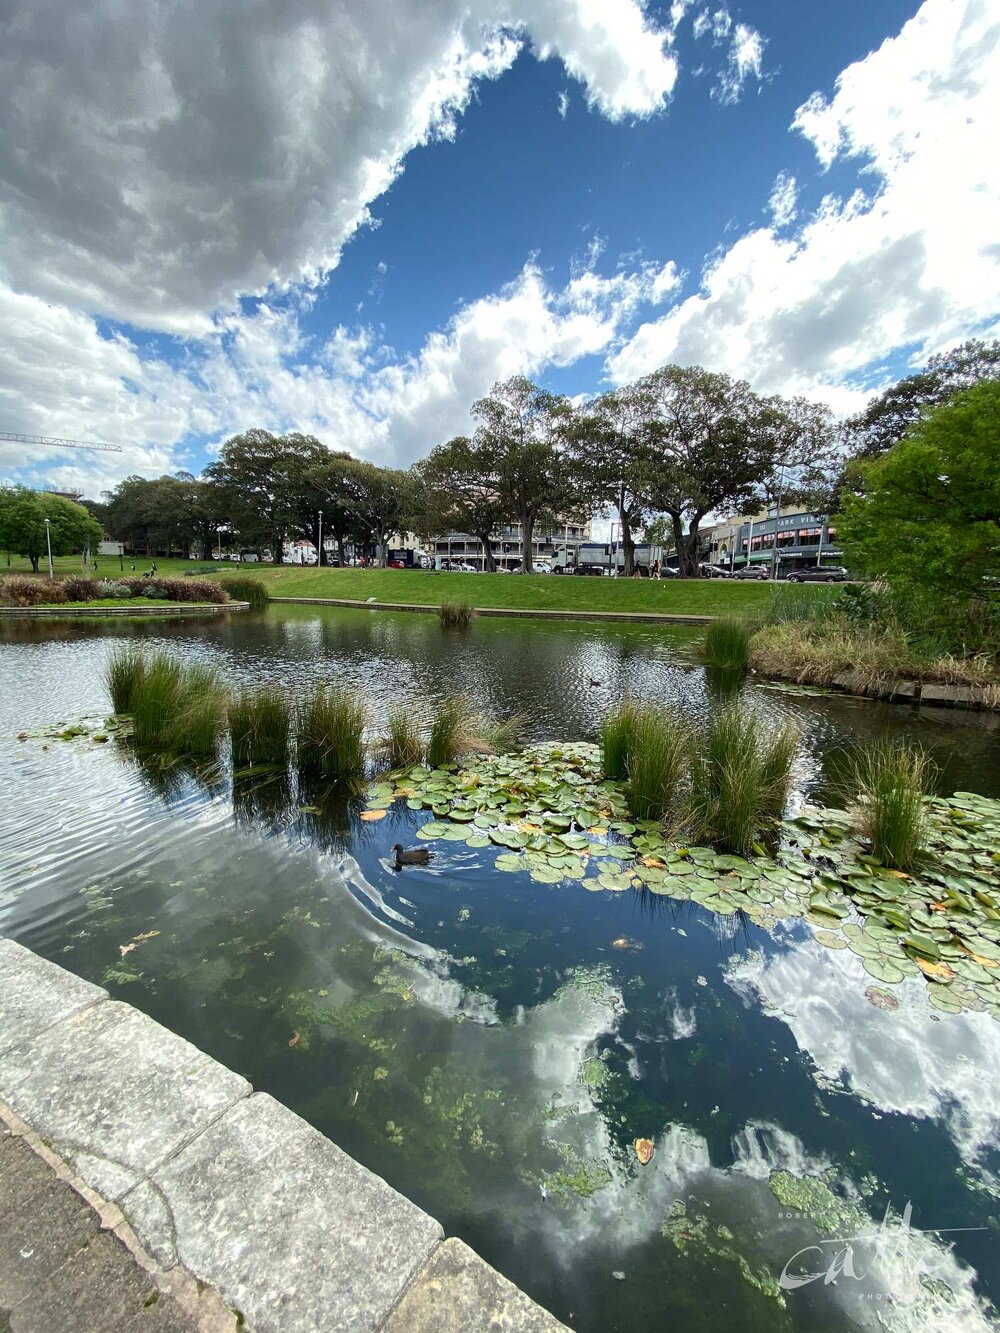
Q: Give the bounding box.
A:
[270,595,713,625]
[0,603,249,618]
[0,938,568,1333]
[763,671,998,712]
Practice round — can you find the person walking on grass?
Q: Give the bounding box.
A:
[652,559,660,580]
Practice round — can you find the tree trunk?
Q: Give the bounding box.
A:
[479,533,496,572]
[620,506,635,576]
[30,554,40,573]
[669,514,698,578]
[336,534,347,568]
[520,509,535,574]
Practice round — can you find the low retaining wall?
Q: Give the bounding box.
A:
[270,595,714,625]
[760,670,999,712]
[0,602,250,618]
[0,937,566,1333]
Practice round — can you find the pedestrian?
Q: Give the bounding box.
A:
[632,564,642,578]
[652,559,660,580]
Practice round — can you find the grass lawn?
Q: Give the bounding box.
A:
[3,556,836,616]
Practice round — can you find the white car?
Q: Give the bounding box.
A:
[456,562,477,572]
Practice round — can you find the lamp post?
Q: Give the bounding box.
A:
[770,467,786,581]
[318,510,323,568]
[43,518,53,578]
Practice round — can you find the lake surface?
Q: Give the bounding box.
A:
[2,606,999,1332]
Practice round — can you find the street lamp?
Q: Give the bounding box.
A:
[43,517,53,578]
[318,510,323,568]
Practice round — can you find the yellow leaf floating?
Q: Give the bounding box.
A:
[914,957,955,981]
[360,809,387,821]
[634,1138,655,1165]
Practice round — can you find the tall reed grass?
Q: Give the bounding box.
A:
[297,686,367,781]
[105,645,147,714]
[220,576,269,610]
[427,696,467,768]
[381,707,424,769]
[438,601,475,628]
[600,699,641,780]
[847,738,935,870]
[686,706,798,853]
[701,617,751,671]
[471,712,527,754]
[625,707,689,821]
[229,687,291,767]
[166,664,227,757]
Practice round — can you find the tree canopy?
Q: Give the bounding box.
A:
[838,379,1000,604]
[0,489,104,572]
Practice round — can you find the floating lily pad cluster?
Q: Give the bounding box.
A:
[366,746,1000,1016]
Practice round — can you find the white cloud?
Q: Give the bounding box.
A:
[714,21,767,104]
[557,89,569,118]
[767,171,798,228]
[0,0,678,332]
[609,0,1000,409]
[0,255,680,493]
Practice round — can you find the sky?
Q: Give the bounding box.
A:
[1,0,998,500]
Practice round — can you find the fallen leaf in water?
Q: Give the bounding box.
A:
[611,937,630,949]
[288,1031,301,1048]
[640,856,665,868]
[119,943,137,957]
[349,1090,359,1107]
[914,958,955,981]
[960,944,998,968]
[17,733,28,741]
[634,1138,655,1165]
[360,809,387,821]
[865,986,899,1011]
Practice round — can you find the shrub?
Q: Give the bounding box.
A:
[219,576,268,610]
[600,699,641,780]
[230,688,291,768]
[625,707,689,821]
[381,707,424,769]
[427,696,467,768]
[62,576,100,602]
[686,706,798,853]
[98,579,132,599]
[847,738,935,871]
[701,616,751,671]
[438,601,475,628]
[297,686,367,781]
[0,576,66,606]
[105,646,147,714]
[117,576,228,604]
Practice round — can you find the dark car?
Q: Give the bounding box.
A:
[733,564,771,580]
[700,563,733,579]
[786,565,849,583]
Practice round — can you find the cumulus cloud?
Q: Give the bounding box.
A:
[0,255,680,493]
[608,0,1000,408]
[0,0,678,331]
[767,171,798,228]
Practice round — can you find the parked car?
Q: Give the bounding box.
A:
[534,561,552,574]
[734,564,771,580]
[699,563,732,579]
[786,565,850,583]
[456,562,477,572]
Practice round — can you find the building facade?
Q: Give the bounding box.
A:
[705,507,843,573]
[430,520,590,570]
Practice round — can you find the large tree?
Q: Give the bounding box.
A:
[0,489,103,572]
[471,376,578,573]
[641,365,782,577]
[844,338,1000,463]
[203,429,328,560]
[345,463,416,566]
[568,384,658,576]
[838,379,1000,604]
[415,436,506,571]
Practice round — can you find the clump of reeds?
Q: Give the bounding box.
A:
[701,616,751,671]
[381,706,425,769]
[220,576,269,610]
[297,685,367,781]
[686,706,798,853]
[438,601,475,629]
[130,654,184,748]
[847,738,935,870]
[625,707,689,821]
[229,687,291,768]
[105,645,147,714]
[469,711,527,754]
[165,664,228,757]
[426,696,467,768]
[600,699,642,780]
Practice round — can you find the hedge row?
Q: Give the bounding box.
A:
[0,575,229,606]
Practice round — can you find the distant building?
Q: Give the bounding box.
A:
[705,506,843,573]
[429,520,590,570]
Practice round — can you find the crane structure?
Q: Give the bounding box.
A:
[0,430,123,455]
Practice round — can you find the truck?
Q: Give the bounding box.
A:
[550,542,665,576]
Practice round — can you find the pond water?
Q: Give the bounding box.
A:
[2,606,999,1332]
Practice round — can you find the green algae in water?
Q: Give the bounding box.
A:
[579,1057,610,1089]
[767,1170,867,1236]
[661,1201,788,1311]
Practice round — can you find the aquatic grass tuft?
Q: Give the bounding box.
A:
[381,706,425,769]
[701,616,751,671]
[165,664,228,758]
[625,707,689,821]
[600,699,642,781]
[847,737,935,870]
[219,576,269,610]
[686,705,798,853]
[130,654,184,748]
[297,685,367,782]
[426,696,468,768]
[469,711,527,754]
[229,687,291,767]
[105,645,147,714]
[438,600,475,629]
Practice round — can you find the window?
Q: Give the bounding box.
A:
[797,528,820,546]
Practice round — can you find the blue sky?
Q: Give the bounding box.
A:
[0,0,997,496]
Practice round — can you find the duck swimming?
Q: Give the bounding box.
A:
[391,842,433,868]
